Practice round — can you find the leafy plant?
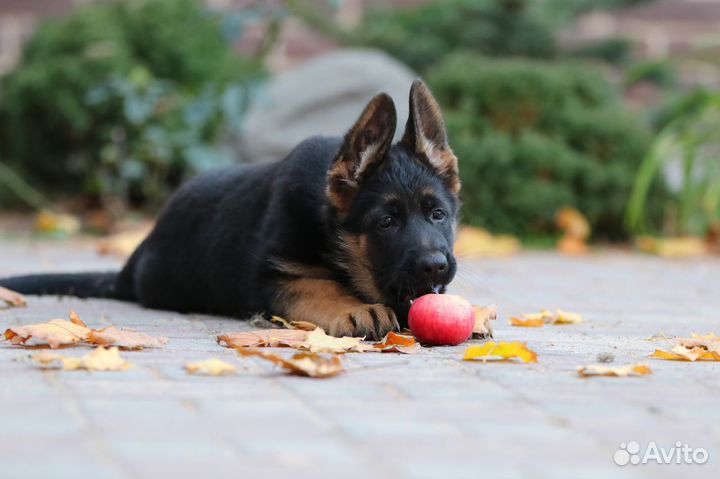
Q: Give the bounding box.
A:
[626,92,720,236]
[429,54,665,238]
[0,0,263,210]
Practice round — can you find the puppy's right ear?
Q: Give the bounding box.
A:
[327,93,397,217]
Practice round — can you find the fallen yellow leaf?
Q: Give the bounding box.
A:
[509,309,583,327]
[636,236,707,258]
[650,333,720,361]
[237,349,343,378]
[185,358,237,376]
[97,223,153,258]
[577,364,652,377]
[0,286,26,308]
[89,326,168,349]
[509,316,545,327]
[33,346,132,371]
[34,210,81,235]
[463,341,538,363]
[472,305,496,338]
[454,227,520,258]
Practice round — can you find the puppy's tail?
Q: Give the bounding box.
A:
[0,272,135,301]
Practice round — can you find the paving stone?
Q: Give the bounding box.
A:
[1,241,720,477]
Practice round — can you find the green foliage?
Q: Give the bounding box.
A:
[0,0,262,209]
[627,92,720,236]
[626,59,677,88]
[353,0,556,73]
[568,38,632,65]
[429,55,666,238]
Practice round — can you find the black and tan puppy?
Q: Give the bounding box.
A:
[0,80,461,339]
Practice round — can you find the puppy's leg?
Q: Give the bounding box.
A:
[275,278,399,339]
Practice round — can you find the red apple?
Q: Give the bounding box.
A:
[408,294,474,346]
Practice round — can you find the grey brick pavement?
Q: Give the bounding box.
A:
[1,239,719,478]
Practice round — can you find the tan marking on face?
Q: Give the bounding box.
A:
[338,233,385,303]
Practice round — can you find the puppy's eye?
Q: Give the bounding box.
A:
[377,216,394,230]
[431,208,446,221]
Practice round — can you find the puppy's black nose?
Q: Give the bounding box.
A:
[416,251,449,283]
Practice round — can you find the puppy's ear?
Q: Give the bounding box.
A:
[401,79,460,195]
[327,93,397,216]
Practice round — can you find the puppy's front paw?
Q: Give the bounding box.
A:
[328,304,400,340]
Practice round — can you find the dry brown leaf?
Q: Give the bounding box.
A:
[236,349,343,378]
[454,227,520,258]
[372,331,420,354]
[0,286,26,308]
[185,358,237,376]
[89,326,168,349]
[464,341,538,363]
[33,346,132,371]
[556,207,590,255]
[636,236,707,258]
[578,364,652,377]
[217,329,309,348]
[650,333,720,361]
[4,312,91,348]
[472,305,496,338]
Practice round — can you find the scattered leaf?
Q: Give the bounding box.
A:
[509,316,545,327]
[510,309,583,327]
[89,326,168,349]
[472,305,496,338]
[636,236,707,258]
[97,224,153,258]
[554,310,584,325]
[217,329,309,348]
[578,364,652,377]
[464,341,538,363]
[33,346,132,371]
[650,333,720,361]
[454,227,520,258]
[236,349,343,378]
[302,327,372,353]
[34,210,81,235]
[372,332,420,354]
[4,312,91,348]
[556,207,590,255]
[269,315,318,331]
[185,358,237,376]
[0,286,26,308]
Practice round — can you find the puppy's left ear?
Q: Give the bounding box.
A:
[401,79,460,195]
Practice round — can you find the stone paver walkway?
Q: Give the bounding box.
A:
[1,239,719,478]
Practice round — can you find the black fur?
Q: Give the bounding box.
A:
[0,80,461,338]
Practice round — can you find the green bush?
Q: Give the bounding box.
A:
[0,0,262,209]
[429,54,667,239]
[353,0,556,73]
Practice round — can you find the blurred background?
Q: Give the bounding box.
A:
[1,0,719,259]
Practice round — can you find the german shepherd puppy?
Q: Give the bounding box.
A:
[0,80,460,339]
